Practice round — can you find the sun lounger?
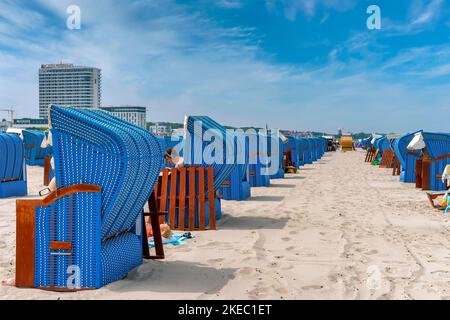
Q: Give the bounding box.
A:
[0,133,27,198]
[15,105,163,290]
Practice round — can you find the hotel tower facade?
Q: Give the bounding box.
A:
[39,63,101,119]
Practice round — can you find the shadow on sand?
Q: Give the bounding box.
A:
[268,183,296,189]
[283,176,306,180]
[249,195,285,202]
[218,214,289,230]
[109,260,237,294]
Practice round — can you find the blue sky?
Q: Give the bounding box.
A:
[0,0,449,133]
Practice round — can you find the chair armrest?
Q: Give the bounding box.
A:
[16,184,102,288]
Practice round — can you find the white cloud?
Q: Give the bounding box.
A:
[265,0,355,20]
[384,0,444,36]
[215,0,242,9]
[412,0,443,25]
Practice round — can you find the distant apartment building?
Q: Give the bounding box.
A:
[39,63,101,119]
[101,106,147,129]
[149,123,170,135]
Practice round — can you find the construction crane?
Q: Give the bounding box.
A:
[0,108,15,128]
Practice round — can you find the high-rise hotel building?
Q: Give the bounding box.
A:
[100,106,147,129]
[39,64,101,119]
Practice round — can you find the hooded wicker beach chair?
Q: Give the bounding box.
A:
[153,116,238,230]
[371,136,385,163]
[379,136,391,153]
[16,105,163,290]
[314,138,326,160]
[340,135,354,152]
[320,137,327,157]
[0,133,27,198]
[183,116,237,189]
[283,135,299,173]
[269,134,285,179]
[410,132,450,191]
[296,138,307,166]
[22,130,52,166]
[220,132,251,201]
[376,136,391,163]
[393,131,422,183]
[220,164,251,201]
[361,137,372,149]
[311,138,319,161]
[303,139,313,164]
[377,135,398,169]
[246,131,271,187]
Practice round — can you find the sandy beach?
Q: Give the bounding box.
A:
[1,150,450,300]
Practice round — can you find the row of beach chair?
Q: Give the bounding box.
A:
[364,131,450,210]
[8,105,329,291]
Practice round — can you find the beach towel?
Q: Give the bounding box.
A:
[148,233,193,248]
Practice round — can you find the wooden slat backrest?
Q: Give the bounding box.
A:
[178,167,186,230]
[168,168,178,229]
[422,160,431,191]
[159,169,169,213]
[153,166,217,231]
[416,159,423,189]
[188,167,196,230]
[198,167,206,230]
[207,167,216,230]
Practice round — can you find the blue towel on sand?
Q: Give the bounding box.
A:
[148,233,192,248]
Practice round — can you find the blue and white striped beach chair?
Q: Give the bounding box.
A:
[246,131,271,187]
[421,132,450,191]
[283,135,299,172]
[393,130,422,183]
[220,131,251,201]
[22,130,52,166]
[16,105,163,290]
[0,132,27,198]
